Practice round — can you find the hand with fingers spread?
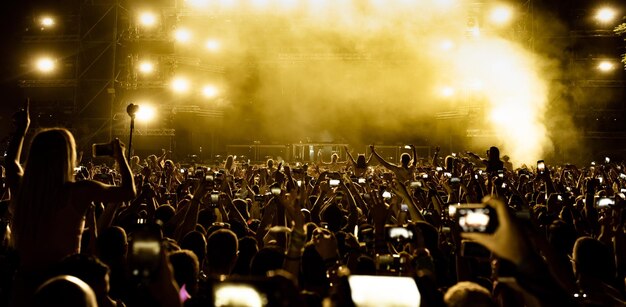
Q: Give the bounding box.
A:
[313,228,339,261]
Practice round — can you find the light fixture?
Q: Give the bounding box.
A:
[138,12,157,27]
[174,28,192,43]
[202,85,219,98]
[205,39,221,52]
[171,77,190,93]
[595,7,617,23]
[597,60,615,72]
[40,16,55,28]
[138,61,155,74]
[35,57,56,73]
[135,104,156,122]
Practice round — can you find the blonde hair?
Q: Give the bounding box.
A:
[12,128,76,246]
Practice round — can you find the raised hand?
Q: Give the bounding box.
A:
[13,99,30,134]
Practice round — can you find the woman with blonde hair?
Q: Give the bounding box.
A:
[6,102,136,305]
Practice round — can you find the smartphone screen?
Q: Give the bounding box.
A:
[348,275,420,307]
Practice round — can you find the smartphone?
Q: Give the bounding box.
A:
[179,168,186,174]
[213,283,263,307]
[605,157,610,164]
[451,204,498,233]
[92,142,114,157]
[348,275,420,307]
[385,226,413,242]
[537,160,545,174]
[271,187,281,195]
[210,192,219,203]
[329,179,340,187]
[358,178,366,184]
[497,170,504,178]
[254,194,265,202]
[597,176,604,185]
[410,181,422,188]
[382,191,392,199]
[620,174,626,180]
[128,220,162,281]
[443,172,452,178]
[205,175,214,181]
[297,180,302,187]
[435,167,443,172]
[595,197,615,208]
[450,177,460,184]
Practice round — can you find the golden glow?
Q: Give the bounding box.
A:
[35,57,55,73]
[186,0,210,8]
[202,85,219,98]
[135,105,156,122]
[40,16,55,27]
[150,0,557,166]
[440,39,455,51]
[174,28,192,43]
[138,61,155,74]
[205,39,221,52]
[214,284,263,307]
[597,61,615,72]
[490,6,513,25]
[440,86,455,98]
[138,12,157,27]
[595,7,617,23]
[171,77,190,93]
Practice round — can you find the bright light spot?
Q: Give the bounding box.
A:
[174,28,192,43]
[490,6,513,25]
[440,39,455,51]
[135,105,156,122]
[214,284,263,307]
[138,12,157,27]
[595,7,617,23]
[597,61,615,72]
[440,86,455,97]
[171,77,190,93]
[468,79,484,91]
[469,26,481,38]
[138,61,154,74]
[205,39,221,52]
[35,57,56,73]
[40,16,55,28]
[202,85,219,98]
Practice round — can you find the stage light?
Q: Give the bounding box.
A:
[171,77,190,93]
[40,16,55,28]
[202,85,219,98]
[597,60,615,72]
[468,79,483,91]
[135,104,156,122]
[433,0,455,6]
[174,28,192,43]
[138,12,157,27]
[35,57,56,73]
[595,7,617,23]
[205,39,221,52]
[440,86,455,98]
[489,5,513,25]
[138,61,155,74]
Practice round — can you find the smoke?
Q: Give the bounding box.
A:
[175,1,568,165]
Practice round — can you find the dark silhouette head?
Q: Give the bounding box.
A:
[206,229,238,275]
[34,275,97,307]
[400,153,411,167]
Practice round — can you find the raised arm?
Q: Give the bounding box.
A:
[6,100,30,192]
[369,145,400,172]
[75,139,136,204]
[344,145,357,166]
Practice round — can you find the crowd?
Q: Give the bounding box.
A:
[0,102,625,307]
